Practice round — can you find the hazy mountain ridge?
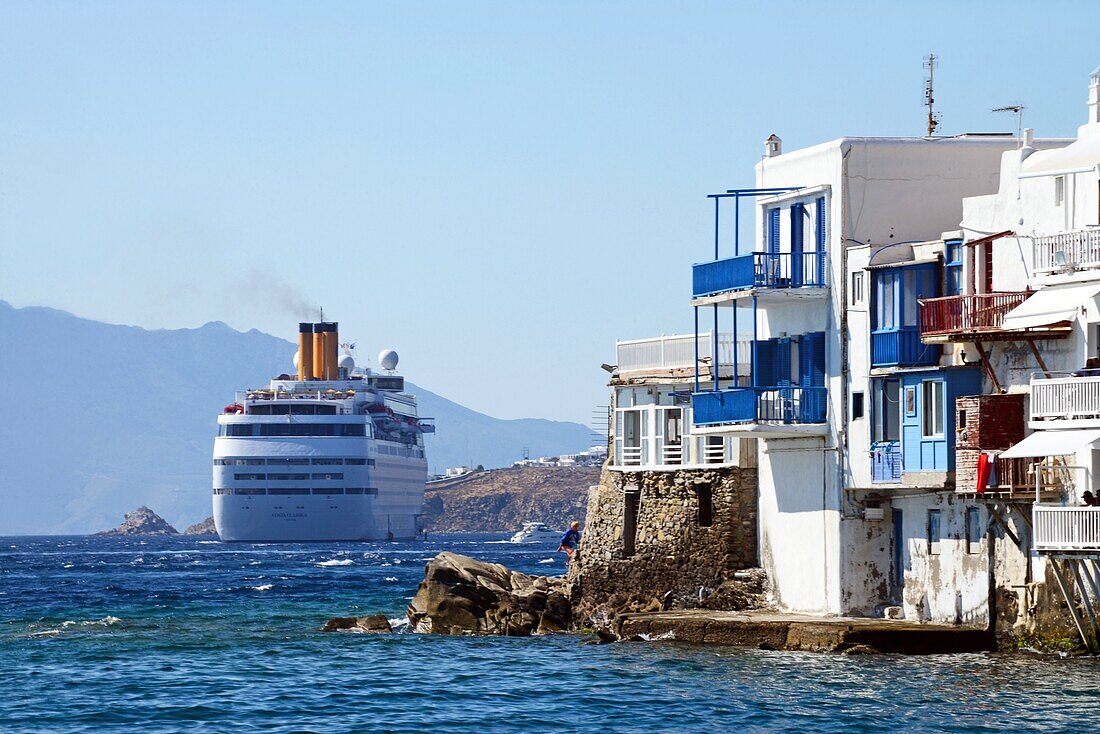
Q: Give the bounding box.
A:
[0,301,591,535]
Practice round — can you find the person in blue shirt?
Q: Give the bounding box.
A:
[558,521,581,562]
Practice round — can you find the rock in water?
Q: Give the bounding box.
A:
[95,506,178,536]
[321,615,393,634]
[406,551,572,636]
[182,516,216,536]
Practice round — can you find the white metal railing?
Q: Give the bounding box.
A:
[1033,229,1100,272]
[616,332,748,373]
[662,443,684,465]
[703,441,726,464]
[1034,505,1100,551]
[1031,372,1100,422]
[620,445,643,466]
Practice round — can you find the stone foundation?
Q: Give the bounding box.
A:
[571,463,759,622]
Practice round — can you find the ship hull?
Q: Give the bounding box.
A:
[213,494,420,542]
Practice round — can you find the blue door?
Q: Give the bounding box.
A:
[790,204,804,287]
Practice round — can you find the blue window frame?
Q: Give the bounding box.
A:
[871,263,941,367]
[944,239,963,296]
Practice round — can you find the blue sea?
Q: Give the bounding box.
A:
[1,534,1098,733]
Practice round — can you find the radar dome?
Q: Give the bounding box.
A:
[292,350,300,369]
[338,354,356,372]
[378,349,399,371]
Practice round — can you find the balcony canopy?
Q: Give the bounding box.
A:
[1000,282,1100,330]
[999,428,1100,459]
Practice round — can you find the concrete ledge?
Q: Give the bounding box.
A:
[614,610,994,654]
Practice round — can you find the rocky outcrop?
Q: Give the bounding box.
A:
[95,506,178,536]
[406,552,572,635]
[422,466,597,532]
[321,615,393,633]
[182,516,216,535]
[571,465,761,623]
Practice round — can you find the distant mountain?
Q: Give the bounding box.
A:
[0,301,592,535]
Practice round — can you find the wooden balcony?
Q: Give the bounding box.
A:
[918,292,1067,343]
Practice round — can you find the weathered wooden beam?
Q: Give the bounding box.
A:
[972,340,1003,394]
[1025,338,1052,377]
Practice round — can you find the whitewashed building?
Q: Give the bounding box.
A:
[689,133,1047,618]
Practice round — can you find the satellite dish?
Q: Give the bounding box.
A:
[378,349,399,371]
[338,354,356,373]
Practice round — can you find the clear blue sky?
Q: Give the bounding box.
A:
[2,1,1098,423]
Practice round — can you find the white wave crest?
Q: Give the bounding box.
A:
[538,558,555,564]
[389,617,411,632]
[316,559,354,567]
[383,576,398,582]
[639,630,676,641]
[62,563,75,569]
[251,584,274,591]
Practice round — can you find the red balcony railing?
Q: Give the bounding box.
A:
[919,292,1029,337]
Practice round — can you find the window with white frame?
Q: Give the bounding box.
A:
[851,271,865,305]
[922,380,944,437]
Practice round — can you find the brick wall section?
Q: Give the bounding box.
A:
[955,394,1026,490]
[570,465,758,620]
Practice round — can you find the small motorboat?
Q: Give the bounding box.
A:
[509,521,561,544]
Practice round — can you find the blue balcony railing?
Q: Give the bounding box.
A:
[692,386,827,426]
[692,252,827,298]
[871,441,902,483]
[870,328,940,368]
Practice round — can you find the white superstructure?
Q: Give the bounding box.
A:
[212,321,432,542]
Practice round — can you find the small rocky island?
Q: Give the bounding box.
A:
[182,516,216,536]
[96,506,179,536]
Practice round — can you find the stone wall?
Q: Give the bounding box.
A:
[571,463,759,621]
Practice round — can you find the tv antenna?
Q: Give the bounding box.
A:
[923,53,941,136]
[992,104,1026,147]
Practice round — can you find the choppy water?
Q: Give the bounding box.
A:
[2,534,1098,733]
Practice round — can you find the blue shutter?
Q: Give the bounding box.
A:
[776,337,792,387]
[768,208,781,255]
[754,338,778,388]
[790,204,804,287]
[800,332,826,387]
[815,196,826,285]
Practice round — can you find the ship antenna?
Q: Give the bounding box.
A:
[923,53,941,136]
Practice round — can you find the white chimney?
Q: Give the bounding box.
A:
[765,134,782,158]
[1089,66,1100,124]
[1020,127,1035,160]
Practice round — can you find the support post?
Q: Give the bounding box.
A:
[1050,558,1096,653]
[1070,560,1100,650]
[752,295,759,390]
[714,196,720,261]
[693,306,700,393]
[712,305,719,392]
[733,300,739,386]
[734,193,740,257]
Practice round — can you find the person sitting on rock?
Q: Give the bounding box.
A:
[558,521,581,562]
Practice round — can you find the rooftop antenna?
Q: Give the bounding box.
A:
[923,53,941,136]
[992,104,1026,147]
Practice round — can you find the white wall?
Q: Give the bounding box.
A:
[756,437,841,613]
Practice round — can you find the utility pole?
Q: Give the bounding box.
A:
[924,53,941,136]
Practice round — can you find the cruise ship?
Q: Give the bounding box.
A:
[212,321,432,541]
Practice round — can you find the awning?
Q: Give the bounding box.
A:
[999,429,1100,459]
[1000,282,1100,330]
[1020,135,1100,178]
